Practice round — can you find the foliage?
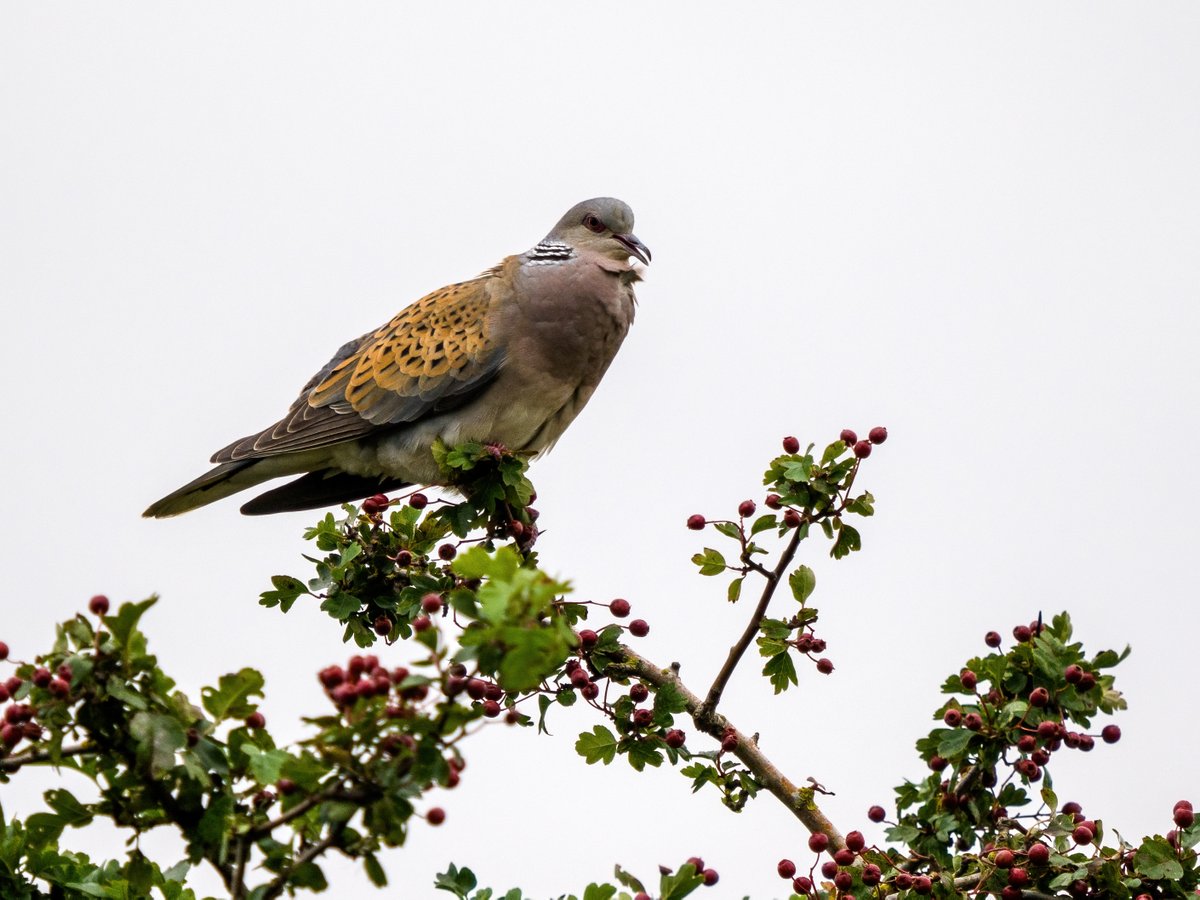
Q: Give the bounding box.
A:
[0,431,1194,898]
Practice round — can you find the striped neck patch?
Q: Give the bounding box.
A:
[525,240,576,266]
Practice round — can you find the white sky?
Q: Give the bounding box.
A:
[3,4,1199,898]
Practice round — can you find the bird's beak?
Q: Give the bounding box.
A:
[615,233,651,265]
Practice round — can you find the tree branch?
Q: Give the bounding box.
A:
[610,645,845,849]
[698,524,804,722]
[0,741,93,771]
[261,823,348,900]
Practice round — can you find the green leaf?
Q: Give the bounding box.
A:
[44,789,92,828]
[244,747,291,785]
[129,711,186,777]
[1134,837,1184,880]
[201,668,265,720]
[712,521,741,541]
[763,652,798,693]
[788,565,816,603]
[363,853,387,887]
[434,863,478,898]
[829,522,861,559]
[582,884,618,900]
[690,548,727,576]
[575,726,618,765]
[625,738,664,772]
[726,577,743,603]
[104,598,157,653]
[750,514,778,536]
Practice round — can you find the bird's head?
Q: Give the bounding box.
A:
[546,198,651,266]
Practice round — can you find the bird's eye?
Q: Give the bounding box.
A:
[583,214,606,234]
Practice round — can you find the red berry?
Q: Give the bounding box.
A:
[578,629,598,649]
[0,642,8,661]
[1072,825,1094,845]
[277,778,297,795]
[483,682,503,701]
[1001,887,1022,900]
[1013,625,1033,642]
[1064,664,1084,683]
[913,875,932,894]
[845,830,865,853]
[929,755,948,771]
[764,493,782,509]
[88,594,110,616]
[664,729,685,749]
[1037,720,1059,739]
[868,426,888,444]
[373,615,393,635]
[32,668,52,688]
[960,669,978,690]
[943,708,963,727]
[686,514,706,530]
[867,805,886,822]
[632,708,653,728]
[629,683,649,702]
[244,712,265,729]
[581,682,599,700]
[1175,806,1195,828]
[467,678,488,699]
[777,859,797,879]
[421,593,442,613]
[1031,748,1050,766]
[985,631,1002,648]
[894,873,914,890]
[1028,842,1050,865]
[738,499,756,517]
[391,666,410,684]
[782,435,801,454]
[412,615,432,633]
[1,724,21,747]
[839,428,858,445]
[394,549,412,567]
[783,508,802,528]
[426,807,446,825]
[820,861,837,879]
[852,440,872,458]
[701,869,718,886]
[1077,670,1096,690]
[686,857,705,872]
[49,678,69,699]
[862,863,881,886]
[994,849,1015,868]
[1078,734,1095,752]
[1008,867,1029,887]
[833,848,855,866]
[1029,687,1050,707]
[1062,801,1083,815]
[1101,724,1121,744]
[964,712,982,731]
[409,492,428,509]
[792,876,813,893]
[1174,799,1193,813]
[808,833,829,853]
[438,543,457,561]
[482,699,501,718]
[628,619,649,638]
[720,731,738,753]
[0,685,8,703]
[833,870,853,890]
[610,598,631,617]
[816,658,834,674]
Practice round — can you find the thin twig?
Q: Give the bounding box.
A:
[260,824,347,900]
[0,741,92,771]
[609,645,845,849]
[699,525,805,722]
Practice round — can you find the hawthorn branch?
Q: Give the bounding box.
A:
[260,823,348,900]
[610,645,845,849]
[699,524,804,722]
[0,741,92,771]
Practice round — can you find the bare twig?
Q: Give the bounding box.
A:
[610,645,845,849]
[261,824,347,900]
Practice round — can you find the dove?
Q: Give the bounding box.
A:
[144,198,649,517]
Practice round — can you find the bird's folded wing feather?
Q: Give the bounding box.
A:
[211,273,506,463]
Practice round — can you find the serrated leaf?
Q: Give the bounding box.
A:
[712,521,741,540]
[1134,837,1184,879]
[763,652,798,693]
[690,548,727,576]
[789,565,816,603]
[201,668,265,720]
[575,726,618,765]
[829,522,861,559]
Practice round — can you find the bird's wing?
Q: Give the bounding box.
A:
[212,272,506,463]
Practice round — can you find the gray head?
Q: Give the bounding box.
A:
[544,197,651,265]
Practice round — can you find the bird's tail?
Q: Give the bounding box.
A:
[143,460,264,518]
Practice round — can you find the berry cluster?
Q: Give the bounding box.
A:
[0,595,113,755]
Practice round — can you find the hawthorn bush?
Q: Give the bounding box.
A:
[0,432,1195,899]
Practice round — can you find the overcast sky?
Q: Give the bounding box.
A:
[3,4,1198,898]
